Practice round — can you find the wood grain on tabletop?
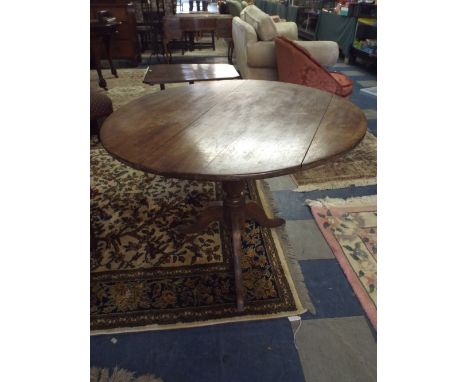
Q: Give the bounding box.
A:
[100,80,367,181]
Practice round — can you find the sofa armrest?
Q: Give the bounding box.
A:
[246,39,339,69]
[275,22,298,40]
[246,41,276,68]
[294,41,339,67]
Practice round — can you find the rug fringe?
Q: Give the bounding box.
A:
[294,177,377,192]
[306,195,377,208]
[91,367,163,382]
[259,180,316,315]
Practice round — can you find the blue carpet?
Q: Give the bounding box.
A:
[367,119,377,136]
[299,259,365,319]
[270,185,377,221]
[334,66,377,136]
[91,319,305,382]
[351,92,377,116]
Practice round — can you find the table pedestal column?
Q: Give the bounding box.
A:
[179,180,285,311]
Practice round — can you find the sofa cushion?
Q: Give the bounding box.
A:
[240,5,277,41]
[246,41,276,68]
[275,36,353,97]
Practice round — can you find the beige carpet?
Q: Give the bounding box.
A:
[291,132,377,192]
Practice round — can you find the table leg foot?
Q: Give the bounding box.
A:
[245,202,285,228]
[177,205,224,234]
[97,73,107,90]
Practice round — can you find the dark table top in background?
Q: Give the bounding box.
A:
[143,64,240,85]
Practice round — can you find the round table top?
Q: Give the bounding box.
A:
[100,80,367,181]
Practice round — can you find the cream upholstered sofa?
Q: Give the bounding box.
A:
[232,5,340,80]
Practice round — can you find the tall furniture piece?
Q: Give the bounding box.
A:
[147,11,166,62]
[90,13,121,90]
[135,1,153,52]
[347,3,377,64]
[348,17,377,65]
[135,0,167,59]
[90,0,141,66]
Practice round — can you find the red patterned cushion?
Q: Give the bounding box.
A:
[275,36,352,97]
[330,72,353,97]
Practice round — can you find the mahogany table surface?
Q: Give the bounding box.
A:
[143,64,240,86]
[100,80,367,181]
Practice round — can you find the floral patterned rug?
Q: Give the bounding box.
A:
[291,132,377,192]
[91,367,163,382]
[307,196,377,328]
[91,142,304,333]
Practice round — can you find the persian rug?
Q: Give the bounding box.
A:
[306,196,377,328]
[291,132,377,192]
[91,367,163,382]
[91,143,305,333]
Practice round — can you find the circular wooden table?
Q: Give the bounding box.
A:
[100,80,367,311]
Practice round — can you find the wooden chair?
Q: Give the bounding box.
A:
[90,11,120,89]
[136,1,153,51]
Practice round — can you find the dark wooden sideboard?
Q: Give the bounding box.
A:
[163,14,232,41]
[163,14,232,61]
[90,0,141,66]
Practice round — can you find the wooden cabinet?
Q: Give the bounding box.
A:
[90,0,141,66]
